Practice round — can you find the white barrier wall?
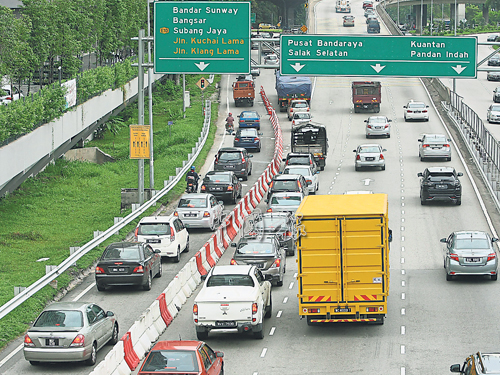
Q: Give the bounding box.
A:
[0,72,164,190]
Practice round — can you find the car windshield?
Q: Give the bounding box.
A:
[491,105,500,112]
[408,103,426,108]
[271,196,302,205]
[34,310,84,328]
[207,275,255,287]
[141,350,199,372]
[369,117,387,123]
[138,223,170,235]
[178,198,207,208]
[218,152,241,162]
[284,167,311,176]
[272,180,299,190]
[359,146,380,153]
[205,173,231,182]
[237,242,275,254]
[294,113,310,119]
[455,238,490,249]
[103,245,140,260]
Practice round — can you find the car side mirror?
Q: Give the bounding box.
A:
[403,106,407,108]
[264,199,269,203]
[440,238,447,243]
[201,274,207,281]
[388,119,392,122]
[231,243,237,247]
[382,149,387,152]
[450,364,462,373]
[388,229,393,242]
[282,158,286,162]
[418,139,423,142]
[249,154,253,158]
[316,171,319,174]
[259,132,263,135]
[457,172,463,177]
[364,120,368,122]
[417,172,423,177]
[353,149,356,152]
[493,238,499,243]
[106,311,115,317]
[216,351,224,358]
[154,249,161,254]
[218,200,224,206]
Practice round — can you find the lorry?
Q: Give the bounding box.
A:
[352,81,381,113]
[193,265,272,340]
[275,70,312,112]
[232,75,255,107]
[291,123,328,170]
[295,194,391,325]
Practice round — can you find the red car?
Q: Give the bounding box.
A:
[138,340,224,375]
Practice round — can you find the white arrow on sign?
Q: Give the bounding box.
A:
[451,65,467,74]
[195,62,210,71]
[207,74,215,84]
[290,63,305,72]
[370,64,386,73]
[362,178,373,186]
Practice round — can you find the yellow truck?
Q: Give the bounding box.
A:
[295,194,391,325]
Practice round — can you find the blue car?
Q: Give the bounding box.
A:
[238,110,261,130]
[233,128,261,152]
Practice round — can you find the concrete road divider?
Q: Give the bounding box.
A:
[156,293,173,327]
[189,257,201,285]
[163,283,179,319]
[212,231,224,258]
[121,332,140,371]
[203,242,216,268]
[129,320,149,360]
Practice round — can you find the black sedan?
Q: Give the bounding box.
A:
[95,241,162,291]
[200,171,242,203]
[489,55,500,66]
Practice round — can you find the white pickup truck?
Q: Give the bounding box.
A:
[193,265,272,339]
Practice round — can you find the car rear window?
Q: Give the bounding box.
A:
[294,113,310,119]
[293,102,308,108]
[369,117,387,123]
[205,174,231,182]
[284,167,310,176]
[103,245,140,260]
[255,217,288,231]
[34,310,84,328]
[491,105,500,111]
[178,198,207,208]
[237,242,275,254]
[137,223,170,235]
[241,112,258,119]
[287,156,310,165]
[141,350,199,372]
[271,195,302,205]
[272,180,299,191]
[218,152,242,162]
[428,176,455,182]
[359,146,380,153]
[425,135,446,143]
[455,238,490,249]
[409,103,426,109]
[240,129,257,136]
[207,275,255,287]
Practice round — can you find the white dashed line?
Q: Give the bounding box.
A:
[401,308,406,315]
[402,280,406,287]
[401,246,405,251]
[289,282,294,289]
[294,273,297,278]
[401,269,406,275]
[401,292,406,300]
[260,348,267,358]
[401,226,405,231]
[401,210,405,214]
[283,297,288,304]
[401,345,405,354]
[401,236,405,241]
[269,327,276,336]
[277,311,283,318]
[401,326,406,335]
[72,282,95,301]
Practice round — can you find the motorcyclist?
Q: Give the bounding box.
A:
[186,166,199,192]
[225,113,235,132]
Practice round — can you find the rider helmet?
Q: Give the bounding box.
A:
[191,166,195,171]
[229,113,232,116]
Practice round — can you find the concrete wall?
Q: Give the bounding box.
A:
[0,73,164,192]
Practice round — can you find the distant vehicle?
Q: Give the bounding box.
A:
[417,167,463,205]
[238,110,261,129]
[259,23,274,29]
[450,352,500,375]
[366,14,378,23]
[364,8,375,17]
[362,0,373,9]
[291,123,328,170]
[354,144,386,171]
[418,134,451,161]
[283,152,318,173]
[250,212,297,256]
[214,147,253,180]
[287,99,310,120]
[266,173,309,201]
[488,104,500,123]
[135,215,189,263]
[233,128,262,152]
[291,111,312,127]
[251,65,260,77]
[493,87,500,103]
[336,0,351,13]
[174,193,224,230]
[200,171,242,203]
[343,15,355,27]
[264,53,279,65]
[365,115,391,138]
[403,100,429,121]
[352,81,381,113]
[441,231,499,281]
[275,70,312,112]
[232,77,255,107]
[1,84,23,105]
[283,165,319,194]
[23,302,118,366]
[487,71,500,81]
[367,18,380,33]
[137,340,224,375]
[487,34,499,42]
[488,55,500,66]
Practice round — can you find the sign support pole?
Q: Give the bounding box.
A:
[138,29,145,205]
[147,1,154,190]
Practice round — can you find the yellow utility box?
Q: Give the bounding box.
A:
[295,194,391,325]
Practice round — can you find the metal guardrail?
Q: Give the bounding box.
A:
[0,100,212,320]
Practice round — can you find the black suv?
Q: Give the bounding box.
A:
[282,152,318,173]
[266,173,309,202]
[200,171,242,203]
[451,352,500,375]
[214,147,253,180]
[417,167,463,205]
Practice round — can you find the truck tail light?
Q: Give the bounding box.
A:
[252,303,258,314]
[193,304,198,316]
[133,266,144,273]
[366,307,378,312]
[170,226,175,242]
[230,259,237,265]
[227,186,233,191]
[24,334,35,347]
[203,211,210,217]
[95,266,105,274]
[308,308,319,313]
[70,334,85,347]
[487,253,496,262]
[450,253,459,262]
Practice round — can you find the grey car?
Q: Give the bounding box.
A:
[231,235,286,286]
[365,116,392,138]
[494,87,500,103]
[23,302,118,366]
[487,71,500,81]
[354,144,386,171]
[267,191,304,214]
[418,134,451,161]
[250,212,297,256]
[175,193,224,231]
[487,104,500,123]
[441,231,499,281]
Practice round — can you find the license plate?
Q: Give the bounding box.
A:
[365,157,375,161]
[184,213,197,217]
[111,268,126,272]
[46,338,59,346]
[334,308,351,313]
[414,110,421,113]
[431,147,441,149]
[146,239,161,244]
[215,321,237,328]
[375,126,381,129]
[225,165,234,169]
[466,257,481,262]
[436,184,447,189]
[211,187,223,191]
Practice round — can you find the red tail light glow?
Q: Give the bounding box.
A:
[252,303,258,314]
[193,304,198,315]
[203,211,210,217]
[269,181,274,188]
[201,185,206,191]
[267,208,273,212]
[173,211,178,216]
[234,138,240,142]
[308,308,319,313]
[70,334,85,347]
[356,155,360,160]
[134,227,139,239]
[450,253,459,262]
[379,154,384,160]
[95,266,105,274]
[133,266,144,273]
[273,259,281,268]
[367,125,372,129]
[230,259,237,265]
[487,253,496,262]
[366,307,378,312]
[24,334,35,347]
[422,144,429,148]
[285,231,292,237]
[443,144,450,147]
[170,226,175,242]
[227,186,233,191]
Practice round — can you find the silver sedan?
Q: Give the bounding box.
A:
[267,192,304,214]
[283,165,319,194]
[354,144,386,171]
[174,193,224,231]
[487,104,500,123]
[441,231,499,281]
[365,116,392,138]
[23,302,118,366]
[418,134,451,161]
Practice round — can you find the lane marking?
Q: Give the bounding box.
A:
[72,282,95,301]
[0,344,23,368]
[288,282,294,290]
[260,348,267,358]
[401,326,406,335]
[277,311,283,318]
[401,292,406,300]
[401,269,406,275]
[401,345,405,354]
[401,368,406,375]
[401,257,405,264]
[401,280,406,287]
[283,297,288,304]
[401,246,405,251]
[269,327,276,336]
[401,308,406,315]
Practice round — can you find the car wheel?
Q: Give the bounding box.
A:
[492,274,498,281]
[355,166,360,171]
[248,166,252,176]
[109,323,119,345]
[276,276,283,287]
[366,134,370,139]
[231,193,237,204]
[420,198,427,205]
[456,199,461,206]
[196,330,209,340]
[243,174,248,181]
[174,248,181,263]
[156,262,162,278]
[143,272,152,290]
[96,284,106,292]
[29,361,40,366]
[404,116,408,122]
[86,343,97,366]
[354,107,360,113]
[420,155,425,162]
[257,147,261,152]
[265,293,273,318]
[447,157,451,161]
[184,238,190,253]
[425,118,429,122]
[381,165,386,171]
[446,273,453,281]
[387,134,391,138]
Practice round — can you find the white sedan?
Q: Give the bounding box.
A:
[403,100,429,121]
[283,165,319,193]
[174,193,224,231]
[291,112,312,127]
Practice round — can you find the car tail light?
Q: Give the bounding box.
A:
[248,231,257,235]
[133,265,144,273]
[256,119,260,123]
[242,157,246,163]
[24,334,35,347]
[306,179,312,185]
[366,307,378,312]
[252,303,258,314]
[134,227,139,240]
[170,226,175,242]
[255,137,260,142]
[193,304,198,316]
[227,185,233,191]
[407,109,412,113]
[285,231,292,237]
[422,109,428,113]
[384,124,389,128]
[95,266,105,274]
[230,259,237,265]
[272,258,281,268]
[450,253,459,262]
[308,308,319,313]
[173,211,178,217]
[70,334,85,347]
[487,253,496,262]
[201,185,206,191]
[267,208,273,212]
[298,181,302,189]
[203,211,210,217]
[269,181,274,188]
[422,144,429,148]
[356,155,360,160]
[443,144,450,148]
[234,138,240,142]
[309,160,313,165]
[367,124,372,129]
[379,154,384,160]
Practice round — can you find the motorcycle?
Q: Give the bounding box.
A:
[186,175,198,193]
[225,122,234,134]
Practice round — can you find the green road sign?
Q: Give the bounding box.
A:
[280,35,477,78]
[154,2,250,74]
[251,13,256,23]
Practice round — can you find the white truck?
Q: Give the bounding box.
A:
[193,265,272,339]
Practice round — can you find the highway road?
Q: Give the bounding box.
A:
[2,0,500,374]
